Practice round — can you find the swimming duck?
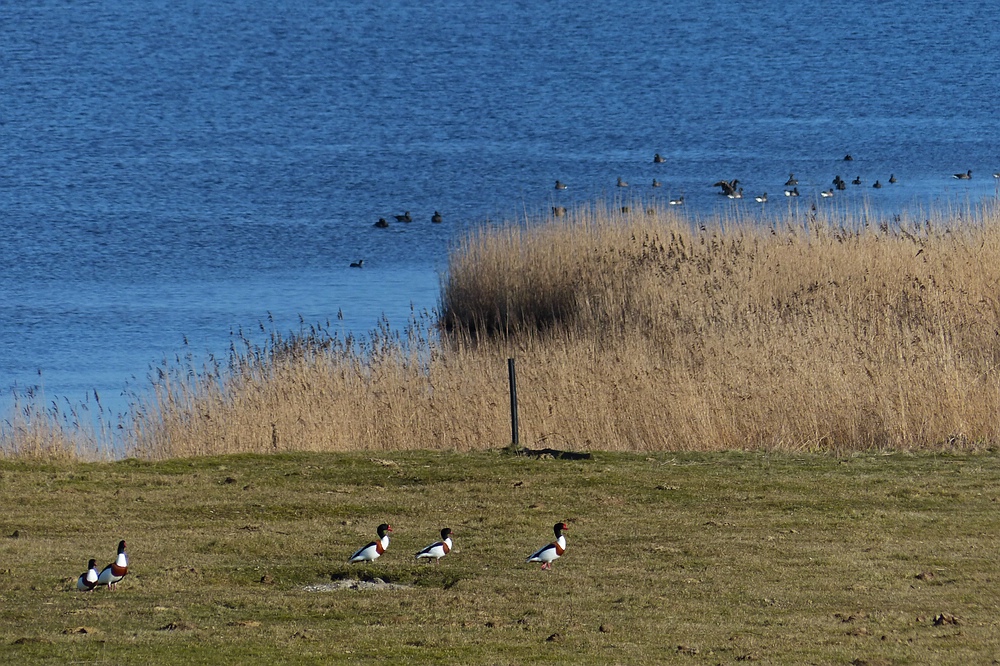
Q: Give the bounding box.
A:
[617,177,629,187]
[97,540,128,590]
[76,559,99,591]
[349,523,392,563]
[755,192,768,203]
[873,180,882,189]
[888,174,897,184]
[784,187,800,197]
[374,218,389,228]
[784,173,798,186]
[851,176,862,185]
[820,189,834,198]
[394,211,412,223]
[415,528,453,563]
[653,153,666,163]
[727,188,744,199]
[555,180,567,190]
[431,211,443,224]
[668,195,684,205]
[652,179,661,187]
[527,522,568,570]
[953,170,972,180]
[844,154,854,161]
[350,259,364,268]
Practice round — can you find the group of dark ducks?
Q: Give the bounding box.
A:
[373,210,443,229]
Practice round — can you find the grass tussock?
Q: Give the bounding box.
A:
[6,201,1000,458]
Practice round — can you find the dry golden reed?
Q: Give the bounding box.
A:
[6,200,1000,458]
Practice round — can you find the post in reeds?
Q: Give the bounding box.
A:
[508,358,519,448]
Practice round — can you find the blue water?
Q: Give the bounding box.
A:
[2,1,999,421]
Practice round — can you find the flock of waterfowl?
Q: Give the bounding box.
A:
[356,155,998,266]
[74,523,569,592]
[554,153,992,210]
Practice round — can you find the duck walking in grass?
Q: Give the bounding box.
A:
[97,540,128,590]
[415,528,453,564]
[527,522,568,570]
[77,559,99,591]
[349,523,392,563]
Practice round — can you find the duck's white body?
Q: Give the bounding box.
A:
[416,528,453,562]
[349,524,392,563]
[97,541,128,589]
[527,522,568,570]
[77,559,99,591]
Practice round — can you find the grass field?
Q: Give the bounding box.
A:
[2,449,999,664]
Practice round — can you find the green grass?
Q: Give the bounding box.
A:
[2,450,1000,664]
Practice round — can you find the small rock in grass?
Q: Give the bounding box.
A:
[677,644,699,655]
[915,571,935,581]
[599,624,612,633]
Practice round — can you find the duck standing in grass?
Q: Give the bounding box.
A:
[76,559,99,591]
[527,522,568,570]
[97,540,128,590]
[415,528,453,564]
[349,523,392,563]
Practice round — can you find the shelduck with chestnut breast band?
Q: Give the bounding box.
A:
[415,527,453,563]
[97,540,128,589]
[349,523,392,563]
[527,522,568,570]
[77,559,99,591]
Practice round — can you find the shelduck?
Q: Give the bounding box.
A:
[349,523,392,563]
[527,522,568,570]
[97,540,128,590]
[415,528,453,563]
[76,559,99,591]
[953,169,972,180]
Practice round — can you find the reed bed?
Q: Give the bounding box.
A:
[6,201,1000,458]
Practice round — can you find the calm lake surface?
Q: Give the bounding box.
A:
[2,1,999,420]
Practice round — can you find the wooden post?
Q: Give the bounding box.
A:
[508,358,519,447]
